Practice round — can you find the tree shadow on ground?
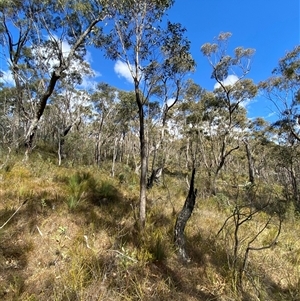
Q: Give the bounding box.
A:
[185,231,300,301]
[72,178,137,238]
[150,261,216,301]
[0,207,33,300]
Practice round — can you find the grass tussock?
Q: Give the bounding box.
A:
[0,156,300,300]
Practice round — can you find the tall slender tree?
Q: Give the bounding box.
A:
[260,45,300,208]
[103,0,195,227]
[201,32,257,193]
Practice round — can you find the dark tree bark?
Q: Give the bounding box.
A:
[174,168,197,262]
[24,15,105,153]
[243,139,255,184]
[25,72,60,149]
[147,167,162,189]
[135,86,148,228]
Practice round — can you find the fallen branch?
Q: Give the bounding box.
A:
[0,199,28,230]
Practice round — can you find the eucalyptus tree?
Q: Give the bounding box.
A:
[103,0,195,226]
[0,0,111,154]
[175,80,206,170]
[41,87,90,165]
[241,117,277,185]
[200,32,257,194]
[0,0,34,148]
[260,45,300,143]
[91,84,141,172]
[146,22,195,184]
[91,83,119,166]
[260,46,300,208]
[112,90,139,170]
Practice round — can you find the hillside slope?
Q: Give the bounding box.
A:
[0,158,299,301]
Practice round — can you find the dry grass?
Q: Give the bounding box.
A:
[0,156,299,300]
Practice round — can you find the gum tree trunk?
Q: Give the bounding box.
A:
[174,168,197,262]
[243,139,255,184]
[137,97,147,228]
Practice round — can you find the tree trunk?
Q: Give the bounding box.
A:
[111,137,118,177]
[147,167,162,189]
[185,137,190,169]
[95,129,103,166]
[243,139,255,184]
[289,166,300,208]
[136,89,148,228]
[25,71,60,150]
[58,134,62,166]
[58,124,72,166]
[174,168,197,262]
[24,16,104,152]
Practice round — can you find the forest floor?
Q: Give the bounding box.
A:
[0,155,300,301]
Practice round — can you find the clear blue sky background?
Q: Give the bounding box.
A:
[168,0,299,88]
[1,1,299,121]
[94,0,300,121]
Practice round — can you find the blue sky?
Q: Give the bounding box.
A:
[1,1,299,122]
[93,0,299,121]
